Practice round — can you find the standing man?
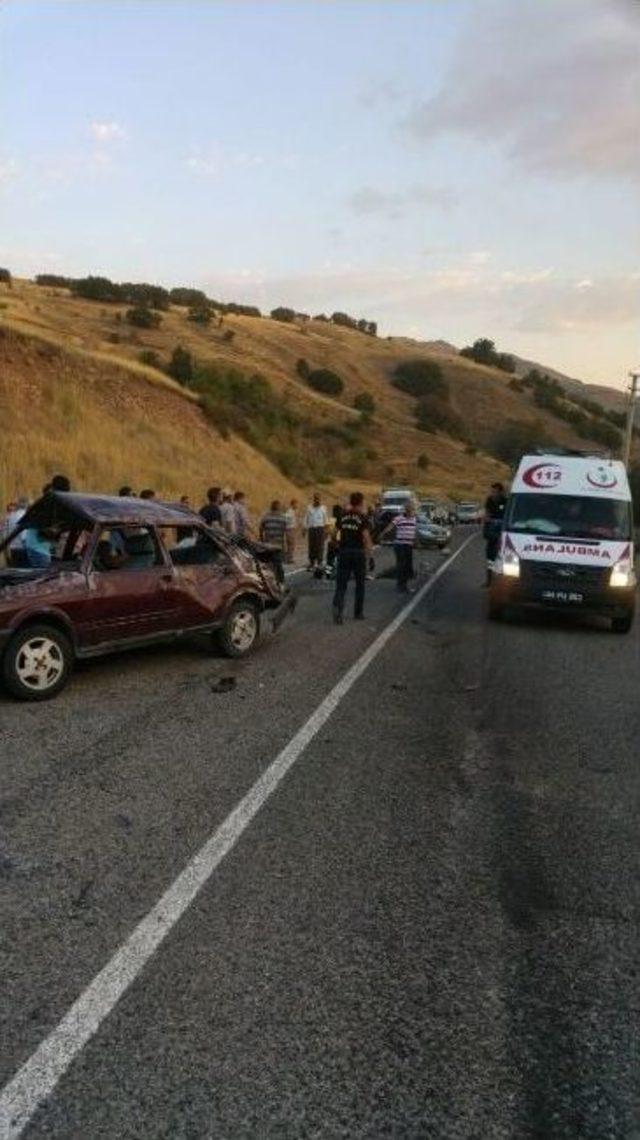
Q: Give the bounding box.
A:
[200,486,222,526]
[304,492,328,572]
[220,490,237,535]
[233,491,253,538]
[332,491,372,624]
[284,498,299,564]
[379,501,417,593]
[259,499,288,584]
[483,481,507,584]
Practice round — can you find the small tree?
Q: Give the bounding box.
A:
[168,345,193,386]
[126,305,161,329]
[307,369,344,397]
[271,306,296,323]
[188,301,212,325]
[331,311,357,329]
[393,360,447,400]
[296,358,310,380]
[35,273,69,287]
[417,453,429,470]
[72,276,123,302]
[222,328,235,342]
[354,392,375,414]
[0,268,12,288]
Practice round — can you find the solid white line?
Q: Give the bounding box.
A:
[0,532,477,1140]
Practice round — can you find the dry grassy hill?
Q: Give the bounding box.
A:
[0,277,625,510]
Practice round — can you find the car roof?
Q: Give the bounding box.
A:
[20,491,200,529]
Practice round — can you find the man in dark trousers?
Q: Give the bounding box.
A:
[483,481,507,584]
[332,491,372,624]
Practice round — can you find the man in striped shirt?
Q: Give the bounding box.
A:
[259,500,288,584]
[379,502,417,593]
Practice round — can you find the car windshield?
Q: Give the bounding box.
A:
[507,493,631,540]
[383,496,410,507]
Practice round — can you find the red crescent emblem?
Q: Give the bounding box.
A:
[522,463,562,488]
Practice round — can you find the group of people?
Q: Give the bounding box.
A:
[1,475,501,626]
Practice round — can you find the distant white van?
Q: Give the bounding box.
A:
[489,454,636,632]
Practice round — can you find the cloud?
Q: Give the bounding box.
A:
[513,273,639,332]
[348,183,456,218]
[89,121,125,142]
[202,261,637,334]
[404,0,640,180]
[186,149,264,177]
[358,79,405,109]
[0,157,19,186]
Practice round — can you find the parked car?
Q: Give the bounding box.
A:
[456,501,483,524]
[0,492,296,700]
[416,514,452,550]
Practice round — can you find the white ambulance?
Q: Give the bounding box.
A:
[489,454,636,632]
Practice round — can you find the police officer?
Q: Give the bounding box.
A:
[332,491,372,624]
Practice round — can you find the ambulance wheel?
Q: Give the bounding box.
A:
[611,610,634,634]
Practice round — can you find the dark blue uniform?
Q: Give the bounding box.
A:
[333,511,370,622]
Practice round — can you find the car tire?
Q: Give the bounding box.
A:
[216,599,260,657]
[3,623,74,701]
[611,610,634,634]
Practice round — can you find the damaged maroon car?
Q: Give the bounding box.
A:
[0,492,295,700]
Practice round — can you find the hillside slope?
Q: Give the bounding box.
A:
[0,278,627,506]
[0,326,300,509]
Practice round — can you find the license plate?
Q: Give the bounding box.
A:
[540,589,584,604]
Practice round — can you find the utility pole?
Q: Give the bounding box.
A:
[622,370,640,470]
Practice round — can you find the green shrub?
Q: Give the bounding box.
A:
[188,301,212,325]
[307,369,344,397]
[393,360,448,400]
[460,338,515,373]
[271,306,296,323]
[35,274,69,288]
[415,395,465,438]
[126,305,161,329]
[170,287,209,308]
[417,453,429,470]
[168,345,193,385]
[296,358,310,380]
[489,420,550,465]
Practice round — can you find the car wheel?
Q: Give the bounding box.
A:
[611,610,634,634]
[217,600,260,657]
[3,623,73,700]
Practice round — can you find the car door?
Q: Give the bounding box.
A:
[79,526,182,648]
[160,526,239,628]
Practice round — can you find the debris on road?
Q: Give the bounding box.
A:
[210,676,237,694]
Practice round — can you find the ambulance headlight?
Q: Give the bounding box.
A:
[501,550,520,578]
[610,562,634,588]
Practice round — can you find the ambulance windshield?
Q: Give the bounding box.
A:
[507,493,631,540]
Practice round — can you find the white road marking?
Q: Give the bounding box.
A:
[0,532,477,1139]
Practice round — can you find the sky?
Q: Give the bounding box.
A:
[1,0,638,385]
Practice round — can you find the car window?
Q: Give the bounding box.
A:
[164,528,229,567]
[93,526,162,572]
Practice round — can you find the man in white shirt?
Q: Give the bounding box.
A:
[220,490,237,535]
[304,493,328,570]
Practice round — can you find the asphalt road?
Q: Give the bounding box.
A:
[1,531,639,1139]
